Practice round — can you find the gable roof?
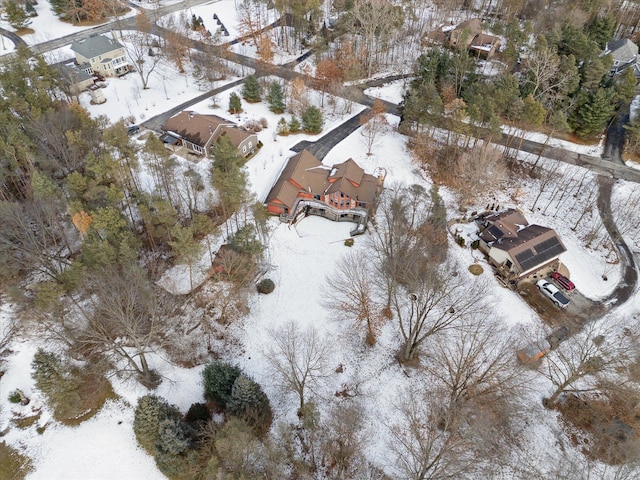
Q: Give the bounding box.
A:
[265,150,328,208]
[162,111,252,149]
[265,151,379,210]
[605,38,639,62]
[480,208,566,273]
[479,209,529,243]
[70,35,124,59]
[453,18,482,34]
[326,159,378,204]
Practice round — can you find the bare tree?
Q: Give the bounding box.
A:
[319,402,371,479]
[124,29,163,90]
[393,263,486,363]
[323,250,383,345]
[264,321,332,412]
[360,100,389,156]
[71,265,176,388]
[427,317,524,412]
[541,323,633,407]
[368,184,446,313]
[386,389,475,480]
[0,200,75,281]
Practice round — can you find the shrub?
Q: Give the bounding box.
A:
[257,278,275,294]
[31,349,114,425]
[229,92,242,114]
[242,75,262,102]
[259,117,268,128]
[133,395,182,454]
[302,106,323,134]
[344,238,354,247]
[8,390,22,404]
[227,374,273,436]
[185,402,210,425]
[277,117,289,135]
[288,116,301,133]
[156,418,191,455]
[202,362,242,408]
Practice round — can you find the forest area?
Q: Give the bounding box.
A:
[1,0,640,478]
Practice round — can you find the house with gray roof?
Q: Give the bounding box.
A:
[603,38,640,77]
[70,34,130,77]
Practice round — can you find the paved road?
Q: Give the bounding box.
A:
[0,26,27,49]
[603,107,629,165]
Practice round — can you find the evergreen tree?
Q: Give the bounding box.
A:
[301,106,323,133]
[211,136,249,221]
[133,395,181,454]
[571,88,615,138]
[32,349,68,396]
[202,361,242,408]
[156,418,191,455]
[242,75,262,102]
[229,92,242,114]
[288,116,301,133]
[228,374,273,435]
[266,81,286,113]
[277,117,289,135]
[614,68,638,106]
[4,0,31,29]
[228,224,263,255]
[586,15,616,49]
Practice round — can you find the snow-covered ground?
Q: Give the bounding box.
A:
[0,3,639,479]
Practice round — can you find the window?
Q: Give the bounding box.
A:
[193,144,204,154]
[242,145,247,153]
[248,141,252,148]
[314,194,321,200]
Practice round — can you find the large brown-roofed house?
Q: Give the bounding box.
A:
[447,19,501,59]
[477,208,567,280]
[161,111,258,158]
[265,150,381,228]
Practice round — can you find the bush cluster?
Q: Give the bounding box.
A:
[257,278,275,294]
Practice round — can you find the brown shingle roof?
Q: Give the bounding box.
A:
[265,150,379,210]
[330,158,364,185]
[162,111,253,149]
[265,150,328,209]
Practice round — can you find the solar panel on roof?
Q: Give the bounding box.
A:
[515,249,534,265]
[488,225,504,239]
[516,237,565,272]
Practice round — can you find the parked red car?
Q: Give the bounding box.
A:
[551,271,575,291]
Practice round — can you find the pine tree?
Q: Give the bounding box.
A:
[229,92,242,114]
[156,418,191,455]
[571,88,614,138]
[302,106,324,133]
[227,374,273,436]
[133,395,181,454]
[4,0,31,30]
[202,361,242,408]
[288,116,301,133]
[277,117,289,135]
[242,75,262,102]
[32,349,67,396]
[266,81,286,113]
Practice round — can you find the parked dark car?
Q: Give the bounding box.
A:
[551,271,575,291]
[127,125,140,136]
[536,279,570,308]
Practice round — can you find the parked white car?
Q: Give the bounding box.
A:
[537,279,570,308]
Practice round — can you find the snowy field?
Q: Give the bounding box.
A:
[0,2,639,478]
